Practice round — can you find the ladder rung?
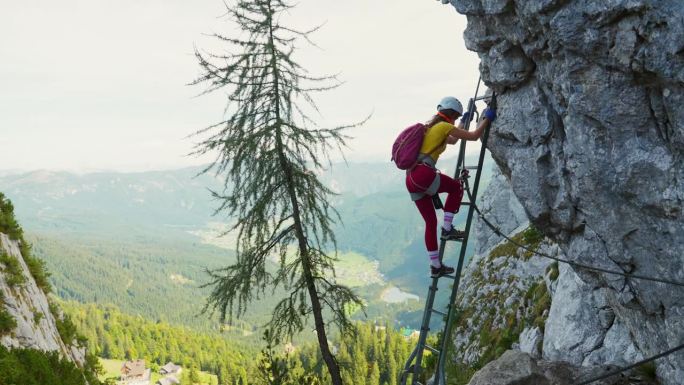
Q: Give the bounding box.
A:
[431,308,447,317]
[441,274,456,280]
[464,165,479,170]
[424,344,440,354]
[461,201,471,206]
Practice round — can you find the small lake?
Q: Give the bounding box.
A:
[381,286,419,303]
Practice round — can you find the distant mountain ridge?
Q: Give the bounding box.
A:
[0,155,494,330]
[0,156,488,235]
[0,166,222,237]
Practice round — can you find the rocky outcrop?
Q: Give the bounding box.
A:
[451,166,558,366]
[466,350,654,385]
[455,164,643,374]
[450,0,684,383]
[452,166,646,384]
[544,263,642,367]
[473,165,528,256]
[0,233,85,365]
[451,235,555,366]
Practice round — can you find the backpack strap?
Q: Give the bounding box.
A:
[416,153,437,168]
[405,123,450,171]
[415,137,447,168]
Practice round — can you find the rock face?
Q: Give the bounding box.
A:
[544,263,642,367]
[473,165,528,256]
[454,163,643,377]
[452,167,555,366]
[0,233,85,365]
[466,350,653,385]
[450,0,684,383]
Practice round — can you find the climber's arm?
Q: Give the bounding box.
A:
[448,109,496,141]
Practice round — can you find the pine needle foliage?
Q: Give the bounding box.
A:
[257,329,321,385]
[191,1,364,384]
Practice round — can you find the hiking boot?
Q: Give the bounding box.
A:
[441,227,467,241]
[430,264,455,278]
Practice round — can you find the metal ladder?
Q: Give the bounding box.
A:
[400,78,494,385]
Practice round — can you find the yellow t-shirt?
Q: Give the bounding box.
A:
[419,121,454,162]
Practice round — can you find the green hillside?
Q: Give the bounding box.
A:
[63,301,254,383]
[1,156,495,332]
[0,193,103,385]
[0,167,223,238]
[28,233,239,331]
[65,300,417,385]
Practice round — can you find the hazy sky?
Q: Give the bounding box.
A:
[1,0,482,172]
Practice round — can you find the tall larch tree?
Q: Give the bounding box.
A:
[191,1,364,384]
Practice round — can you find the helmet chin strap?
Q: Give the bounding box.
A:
[437,111,455,124]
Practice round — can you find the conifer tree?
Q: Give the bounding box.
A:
[256,330,320,385]
[192,1,363,384]
[369,362,380,385]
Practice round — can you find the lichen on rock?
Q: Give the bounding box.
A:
[448,223,555,383]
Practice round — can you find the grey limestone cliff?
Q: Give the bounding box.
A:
[0,232,85,365]
[448,0,684,383]
[457,163,644,372]
[473,165,529,255]
[466,349,654,385]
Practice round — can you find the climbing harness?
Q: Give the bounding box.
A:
[400,77,493,385]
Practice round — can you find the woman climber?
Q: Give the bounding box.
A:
[406,96,496,277]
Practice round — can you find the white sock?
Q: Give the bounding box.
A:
[443,212,455,231]
[428,250,441,268]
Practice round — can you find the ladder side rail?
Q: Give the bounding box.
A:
[400,346,419,385]
[434,119,493,385]
[440,96,476,262]
[405,110,473,384]
[400,77,483,385]
[453,77,481,178]
[441,93,479,262]
[412,100,476,382]
[453,98,473,179]
[434,237,469,385]
[430,80,485,385]
[411,278,440,384]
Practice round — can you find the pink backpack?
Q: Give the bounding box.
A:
[391,123,427,170]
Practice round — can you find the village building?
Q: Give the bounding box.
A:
[401,328,420,341]
[120,359,151,385]
[283,342,296,355]
[159,362,182,376]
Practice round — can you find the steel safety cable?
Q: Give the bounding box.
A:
[461,180,684,288]
[459,180,684,385]
[575,342,684,385]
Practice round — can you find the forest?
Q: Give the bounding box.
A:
[64,301,424,385]
[0,193,103,385]
[0,345,102,385]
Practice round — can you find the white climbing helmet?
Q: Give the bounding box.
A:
[437,96,463,115]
